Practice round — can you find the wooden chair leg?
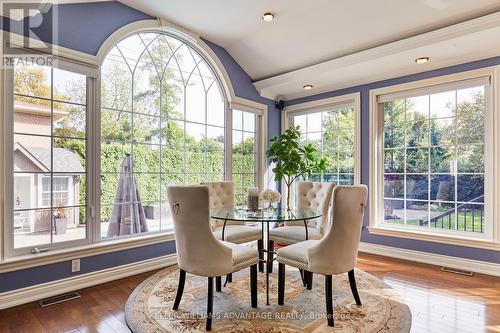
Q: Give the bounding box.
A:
[216,276,222,292]
[267,240,274,273]
[206,277,214,331]
[250,265,257,308]
[257,239,264,272]
[172,269,186,310]
[348,269,362,305]
[227,273,232,283]
[278,263,285,305]
[306,271,313,290]
[325,275,334,327]
[299,269,307,287]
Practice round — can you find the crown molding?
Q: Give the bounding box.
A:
[254,11,500,100]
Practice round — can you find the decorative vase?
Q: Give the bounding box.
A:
[247,187,259,211]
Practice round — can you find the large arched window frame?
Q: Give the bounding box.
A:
[0,22,268,262]
[99,30,229,237]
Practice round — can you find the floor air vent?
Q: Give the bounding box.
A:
[440,266,474,276]
[39,292,81,307]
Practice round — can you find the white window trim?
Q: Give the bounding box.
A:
[280,93,361,205]
[0,22,269,268]
[230,97,268,192]
[369,66,500,250]
[3,55,96,257]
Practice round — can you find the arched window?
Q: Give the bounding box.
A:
[100,32,226,236]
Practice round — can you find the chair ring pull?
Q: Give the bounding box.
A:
[173,202,180,215]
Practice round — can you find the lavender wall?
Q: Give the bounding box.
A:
[286,56,500,264]
[2,2,151,55]
[0,1,280,293]
[203,39,280,143]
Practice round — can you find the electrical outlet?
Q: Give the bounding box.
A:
[71,259,80,273]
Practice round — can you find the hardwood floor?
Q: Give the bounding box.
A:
[0,253,498,332]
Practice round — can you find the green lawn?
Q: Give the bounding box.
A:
[390,209,484,233]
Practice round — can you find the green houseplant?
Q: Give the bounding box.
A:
[267,126,327,210]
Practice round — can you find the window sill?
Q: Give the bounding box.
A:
[366,226,500,251]
[0,232,175,273]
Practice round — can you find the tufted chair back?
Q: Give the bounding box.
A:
[307,185,368,275]
[201,181,244,228]
[286,181,335,235]
[167,185,233,276]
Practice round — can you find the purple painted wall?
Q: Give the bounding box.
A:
[286,56,500,264]
[0,1,280,293]
[2,1,151,55]
[203,39,280,143]
[0,242,176,293]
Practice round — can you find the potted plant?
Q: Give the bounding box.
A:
[267,126,327,210]
[53,207,68,235]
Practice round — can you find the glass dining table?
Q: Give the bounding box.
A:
[210,207,322,305]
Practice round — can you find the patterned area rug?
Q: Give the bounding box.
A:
[125,265,411,332]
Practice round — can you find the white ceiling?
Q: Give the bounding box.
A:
[119,0,500,99]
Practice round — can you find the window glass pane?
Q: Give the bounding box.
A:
[207,85,224,127]
[292,105,356,187]
[384,149,404,173]
[243,112,255,132]
[14,95,52,136]
[384,199,404,225]
[14,63,51,99]
[406,175,428,200]
[307,112,322,132]
[457,175,484,203]
[293,114,306,131]
[100,32,226,238]
[232,109,258,202]
[430,147,453,173]
[407,95,429,119]
[101,109,132,142]
[406,148,428,173]
[457,145,484,173]
[13,209,52,249]
[430,175,455,201]
[383,100,406,148]
[430,91,455,118]
[381,83,487,235]
[53,68,86,105]
[12,62,88,251]
[52,206,87,243]
[206,126,224,149]
[233,110,243,130]
[384,174,404,199]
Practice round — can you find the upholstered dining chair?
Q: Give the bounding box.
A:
[168,185,259,331]
[268,181,334,274]
[201,181,264,274]
[276,185,368,327]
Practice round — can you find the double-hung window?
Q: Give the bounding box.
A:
[371,71,495,240]
[285,95,360,184]
[6,57,95,255]
[231,108,263,205]
[284,94,360,206]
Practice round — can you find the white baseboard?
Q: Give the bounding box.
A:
[359,242,500,277]
[0,254,177,310]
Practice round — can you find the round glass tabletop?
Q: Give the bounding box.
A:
[210,207,322,223]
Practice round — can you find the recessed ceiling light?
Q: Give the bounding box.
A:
[415,57,430,64]
[303,84,313,90]
[262,12,274,22]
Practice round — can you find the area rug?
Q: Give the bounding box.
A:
[125,265,411,332]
